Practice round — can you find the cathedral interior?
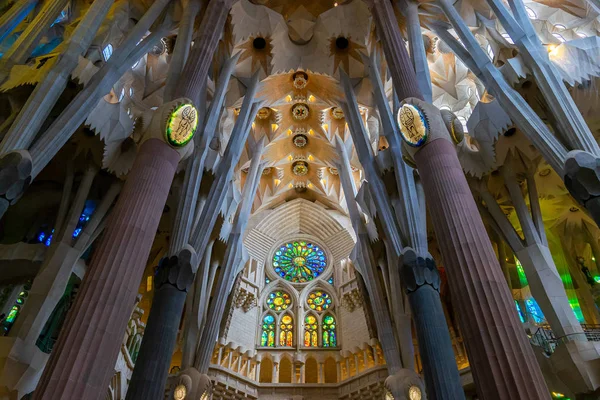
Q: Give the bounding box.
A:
[0,0,600,399]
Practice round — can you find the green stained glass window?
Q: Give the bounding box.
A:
[322,314,336,347]
[267,290,291,312]
[304,314,318,347]
[261,314,276,347]
[307,290,332,312]
[272,241,326,283]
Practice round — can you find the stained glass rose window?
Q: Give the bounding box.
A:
[272,241,326,283]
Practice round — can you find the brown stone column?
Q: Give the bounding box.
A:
[33,138,180,400]
[414,138,549,399]
[368,0,549,397]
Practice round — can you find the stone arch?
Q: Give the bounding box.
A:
[259,279,298,309]
[279,356,293,383]
[324,357,337,383]
[260,357,273,383]
[305,357,318,383]
[245,199,355,271]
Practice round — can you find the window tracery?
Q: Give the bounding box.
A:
[267,290,291,311]
[261,314,276,347]
[322,314,337,347]
[304,314,318,347]
[279,314,294,346]
[272,241,326,283]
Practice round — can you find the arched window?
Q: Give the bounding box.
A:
[322,314,337,347]
[304,314,318,347]
[261,314,276,347]
[279,314,293,346]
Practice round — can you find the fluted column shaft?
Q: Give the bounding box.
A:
[174,0,234,106]
[401,251,464,400]
[33,139,180,400]
[414,139,549,399]
[368,0,422,101]
[126,249,196,400]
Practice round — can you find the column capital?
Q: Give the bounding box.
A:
[155,246,199,292]
[400,248,440,293]
[0,150,32,215]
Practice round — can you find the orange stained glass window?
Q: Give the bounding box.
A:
[279,314,294,346]
[304,314,318,347]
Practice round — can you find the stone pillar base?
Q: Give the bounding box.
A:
[166,368,212,400]
[384,369,427,400]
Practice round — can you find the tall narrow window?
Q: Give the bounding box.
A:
[279,314,293,346]
[261,314,276,347]
[322,314,337,347]
[304,314,318,347]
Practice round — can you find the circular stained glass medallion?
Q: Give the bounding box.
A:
[397,104,428,147]
[267,290,291,311]
[273,241,327,283]
[166,104,198,147]
[307,290,332,312]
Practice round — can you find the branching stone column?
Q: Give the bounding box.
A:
[367,0,549,397]
[195,137,266,372]
[0,0,38,44]
[0,0,122,153]
[0,0,70,78]
[342,61,462,398]
[31,99,194,400]
[407,99,549,399]
[126,247,198,400]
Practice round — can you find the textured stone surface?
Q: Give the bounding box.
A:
[414,138,549,399]
[32,139,179,400]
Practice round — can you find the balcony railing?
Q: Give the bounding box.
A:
[531,324,600,355]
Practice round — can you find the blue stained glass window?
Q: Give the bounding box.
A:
[272,241,326,283]
[327,276,334,285]
[525,298,545,324]
[514,300,526,323]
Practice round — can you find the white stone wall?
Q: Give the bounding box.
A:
[340,305,370,350]
[226,306,260,350]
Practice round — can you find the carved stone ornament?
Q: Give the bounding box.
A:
[293,72,308,89]
[257,107,271,119]
[331,107,345,120]
[0,150,33,215]
[291,103,309,121]
[155,246,199,292]
[292,160,309,176]
[293,133,308,148]
[564,150,600,210]
[440,109,464,145]
[384,369,427,400]
[400,249,441,293]
[397,104,429,147]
